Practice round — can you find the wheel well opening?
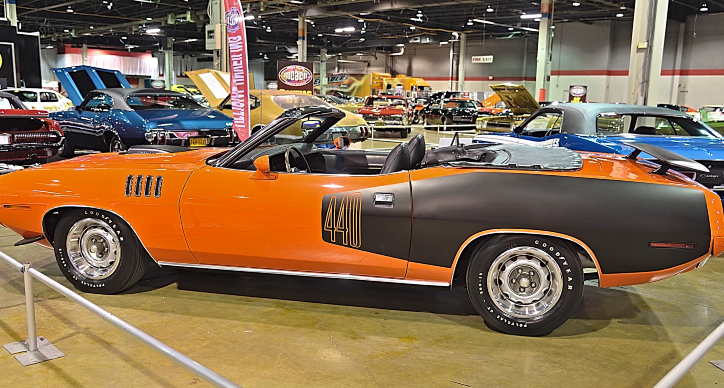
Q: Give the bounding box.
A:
[450,233,600,286]
[42,208,68,246]
[103,131,115,146]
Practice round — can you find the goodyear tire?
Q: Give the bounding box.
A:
[54,209,150,294]
[466,235,583,336]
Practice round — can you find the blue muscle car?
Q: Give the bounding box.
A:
[51,66,233,157]
[473,103,724,194]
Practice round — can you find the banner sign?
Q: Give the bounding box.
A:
[277,61,314,94]
[472,55,494,64]
[568,85,587,103]
[223,0,251,141]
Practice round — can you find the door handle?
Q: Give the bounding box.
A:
[374,193,394,208]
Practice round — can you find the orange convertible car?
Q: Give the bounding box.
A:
[0,106,723,336]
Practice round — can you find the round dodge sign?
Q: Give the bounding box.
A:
[278,65,313,87]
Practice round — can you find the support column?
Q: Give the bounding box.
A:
[458,33,467,92]
[219,4,229,72]
[449,42,455,90]
[669,21,686,104]
[165,37,174,89]
[81,44,89,65]
[320,48,328,95]
[297,14,307,62]
[535,0,552,102]
[5,0,17,27]
[626,0,669,106]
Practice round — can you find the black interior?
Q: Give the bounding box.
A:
[0,118,45,131]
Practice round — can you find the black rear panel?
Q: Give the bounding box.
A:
[69,70,96,99]
[409,172,710,274]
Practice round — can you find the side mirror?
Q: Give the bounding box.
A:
[75,105,82,113]
[301,120,321,131]
[250,155,277,180]
[513,126,524,134]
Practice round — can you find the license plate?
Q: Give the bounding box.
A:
[189,137,209,147]
[0,135,9,145]
[453,116,472,122]
[374,121,386,126]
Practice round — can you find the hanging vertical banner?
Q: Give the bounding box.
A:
[223,0,251,141]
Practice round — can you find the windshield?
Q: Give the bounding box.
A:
[0,96,21,109]
[126,94,202,110]
[596,114,722,138]
[443,100,476,109]
[272,95,332,109]
[6,90,37,102]
[323,95,347,105]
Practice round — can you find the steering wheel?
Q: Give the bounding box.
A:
[284,146,311,173]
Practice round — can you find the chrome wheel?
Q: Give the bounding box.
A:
[487,246,563,320]
[66,218,121,280]
[109,138,123,152]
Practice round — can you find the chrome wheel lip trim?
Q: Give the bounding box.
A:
[66,218,121,280]
[487,246,563,320]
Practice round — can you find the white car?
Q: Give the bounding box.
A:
[700,105,724,122]
[1,88,74,112]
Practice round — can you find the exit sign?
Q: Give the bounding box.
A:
[472,55,494,64]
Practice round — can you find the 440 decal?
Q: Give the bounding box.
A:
[322,192,362,248]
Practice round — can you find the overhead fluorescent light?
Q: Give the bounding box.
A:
[290,0,304,3]
[616,12,624,17]
[473,19,495,24]
[183,38,198,42]
[146,28,161,34]
[245,15,255,20]
[134,0,154,3]
[519,26,539,32]
[440,41,448,45]
[334,27,355,33]
[146,17,152,21]
[572,1,581,6]
[359,12,371,15]
[521,13,543,19]
[486,6,494,12]
[359,38,365,42]
[397,43,405,47]
[318,33,323,36]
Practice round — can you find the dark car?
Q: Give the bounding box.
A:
[0,91,64,164]
[419,98,482,129]
[51,88,234,157]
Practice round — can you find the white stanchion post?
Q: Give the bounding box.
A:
[653,320,724,388]
[22,263,37,352]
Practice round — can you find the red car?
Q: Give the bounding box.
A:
[0,91,64,164]
[357,95,414,138]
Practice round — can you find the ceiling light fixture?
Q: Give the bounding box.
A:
[89,26,94,29]
[467,19,473,25]
[397,43,405,46]
[358,19,364,22]
[410,26,416,30]
[521,13,543,19]
[487,6,494,12]
[63,29,69,32]
[508,27,514,30]
[146,17,152,20]
[700,3,709,11]
[146,28,161,34]
[46,45,54,49]
[620,4,626,9]
[359,37,365,42]
[334,27,355,33]
[121,36,127,39]
[290,0,303,3]
[616,12,624,17]
[183,38,198,42]
[473,19,495,24]
[318,33,323,36]
[572,1,581,6]
[359,12,371,15]
[266,26,272,32]
[440,41,449,45]
[66,6,73,12]
[245,15,255,20]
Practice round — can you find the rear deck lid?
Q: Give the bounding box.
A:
[52,65,132,106]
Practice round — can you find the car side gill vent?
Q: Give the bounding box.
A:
[134,175,144,197]
[154,176,163,198]
[125,175,134,196]
[144,175,154,197]
[125,175,164,198]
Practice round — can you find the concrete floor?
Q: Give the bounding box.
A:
[2,127,724,387]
